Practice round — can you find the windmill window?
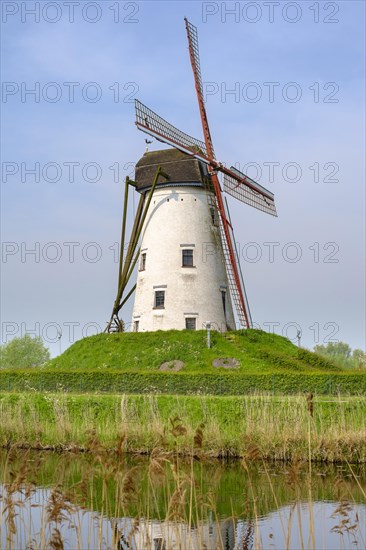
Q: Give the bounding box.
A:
[154,290,165,308]
[185,317,196,330]
[182,249,194,267]
[140,253,146,271]
[221,290,226,316]
[133,320,139,332]
[210,207,218,226]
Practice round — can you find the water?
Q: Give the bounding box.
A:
[1,450,365,549]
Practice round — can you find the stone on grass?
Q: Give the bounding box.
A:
[212,358,240,369]
[159,360,185,372]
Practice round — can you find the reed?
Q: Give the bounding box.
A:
[1,436,365,549]
[0,392,365,463]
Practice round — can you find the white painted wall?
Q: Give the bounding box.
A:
[131,185,235,332]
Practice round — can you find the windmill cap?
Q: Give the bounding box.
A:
[134,148,210,193]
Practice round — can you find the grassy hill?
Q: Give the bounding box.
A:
[47,329,341,373]
[2,330,365,394]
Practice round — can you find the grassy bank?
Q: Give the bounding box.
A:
[1,393,365,462]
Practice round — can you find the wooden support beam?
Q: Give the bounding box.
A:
[117,177,130,290]
[119,283,137,311]
[106,165,169,332]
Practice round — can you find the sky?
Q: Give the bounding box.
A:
[1,0,365,357]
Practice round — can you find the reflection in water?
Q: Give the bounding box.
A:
[115,516,240,550]
[0,450,365,549]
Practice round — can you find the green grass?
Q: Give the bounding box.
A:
[46,329,342,373]
[1,392,365,462]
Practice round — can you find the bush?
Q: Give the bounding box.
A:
[297,348,342,371]
[0,369,365,395]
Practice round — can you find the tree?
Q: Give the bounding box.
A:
[352,349,366,369]
[314,341,351,359]
[0,334,50,369]
[314,341,365,369]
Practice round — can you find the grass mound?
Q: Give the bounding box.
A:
[47,329,341,374]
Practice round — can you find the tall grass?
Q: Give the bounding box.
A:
[0,393,365,462]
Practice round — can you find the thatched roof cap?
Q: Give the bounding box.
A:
[135,148,209,192]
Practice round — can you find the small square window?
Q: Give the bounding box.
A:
[154,290,165,308]
[182,249,194,267]
[185,317,196,330]
[140,253,146,271]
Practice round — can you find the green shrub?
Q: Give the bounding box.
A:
[257,348,303,371]
[0,369,365,395]
[297,348,342,371]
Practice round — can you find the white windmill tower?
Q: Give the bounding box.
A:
[130,148,236,332]
[106,19,277,334]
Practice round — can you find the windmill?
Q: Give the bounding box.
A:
[106,18,277,334]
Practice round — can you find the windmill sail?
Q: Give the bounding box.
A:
[185,18,204,99]
[184,18,252,328]
[213,193,253,328]
[136,100,277,217]
[224,166,277,217]
[135,100,208,158]
[225,196,253,327]
[185,18,216,159]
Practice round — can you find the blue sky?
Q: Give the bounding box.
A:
[1,0,365,356]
